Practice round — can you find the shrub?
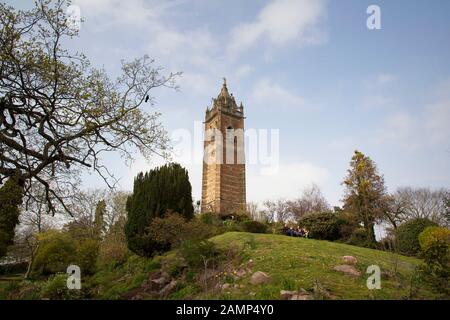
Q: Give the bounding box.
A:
[146,213,188,251]
[41,273,81,300]
[198,212,222,226]
[76,239,99,275]
[33,230,77,275]
[241,220,268,234]
[418,226,450,295]
[180,240,221,269]
[34,230,100,276]
[377,235,396,252]
[395,218,437,256]
[98,239,128,268]
[298,212,341,240]
[0,261,28,275]
[185,218,222,241]
[98,215,129,268]
[223,219,243,232]
[336,211,359,241]
[346,228,368,247]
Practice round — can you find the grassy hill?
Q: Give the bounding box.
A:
[201,232,435,300]
[0,232,440,300]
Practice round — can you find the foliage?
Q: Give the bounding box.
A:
[146,213,188,251]
[33,230,77,275]
[40,273,81,300]
[33,229,99,275]
[198,212,222,225]
[97,216,129,268]
[64,218,93,241]
[180,240,221,269]
[0,175,24,258]
[144,213,227,256]
[395,218,437,256]
[76,239,99,275]
[125,163,194,257]
[0,261,28,275]
[418,226,450,295]
[298,212,341,240]
[241,220,268,234]
[185,218,223,241]
[336,211,360,241]
[97,239,129,269]
[342,150,388,247]
[345,228,368,247]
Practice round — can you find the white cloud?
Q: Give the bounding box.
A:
[251,78,305,108]
[376,73,396,85]
[363,94,397,109]
[228,0,327,55]
[178,73,217,96]
[247,162,329,202]
[235,65,253,79]
[73,0,164,28]
[372,112,420,150]
[425,99,450,144]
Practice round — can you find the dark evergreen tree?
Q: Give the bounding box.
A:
[0,175,24,258]
[125,163,194,256]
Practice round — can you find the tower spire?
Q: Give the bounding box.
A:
[219,77,230,99]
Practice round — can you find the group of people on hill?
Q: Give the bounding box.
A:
[282,225,309,238]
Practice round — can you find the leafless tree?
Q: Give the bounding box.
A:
[384,187,450,228]
[261,199,291,223]
[246,202,265,222]
[286,183,330,220]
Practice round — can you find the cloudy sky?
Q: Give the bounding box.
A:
[9,0,450,206]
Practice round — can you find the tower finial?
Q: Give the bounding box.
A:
[223,77,227,87]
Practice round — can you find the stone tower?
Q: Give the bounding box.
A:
[201,78,246,216]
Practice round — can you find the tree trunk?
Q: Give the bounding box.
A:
[366,222,377,247]
[24,243,39,279]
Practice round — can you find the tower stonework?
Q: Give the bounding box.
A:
[201,79,246,216]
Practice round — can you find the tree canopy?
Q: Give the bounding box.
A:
[0,0,179,215]
[342,150,388,246]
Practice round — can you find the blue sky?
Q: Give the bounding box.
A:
[8,0,450,207]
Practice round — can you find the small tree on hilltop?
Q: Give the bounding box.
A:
[125,163,194,256]
[342,150,388,247]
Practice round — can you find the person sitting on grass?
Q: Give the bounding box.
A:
[300,227,305,237]
[304,229,309,238]
[288,227,295,237]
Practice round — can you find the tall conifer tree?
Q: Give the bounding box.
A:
[125,163,193,256]
[342,150,387,247]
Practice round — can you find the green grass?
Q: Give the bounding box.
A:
[201,232,437,300]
